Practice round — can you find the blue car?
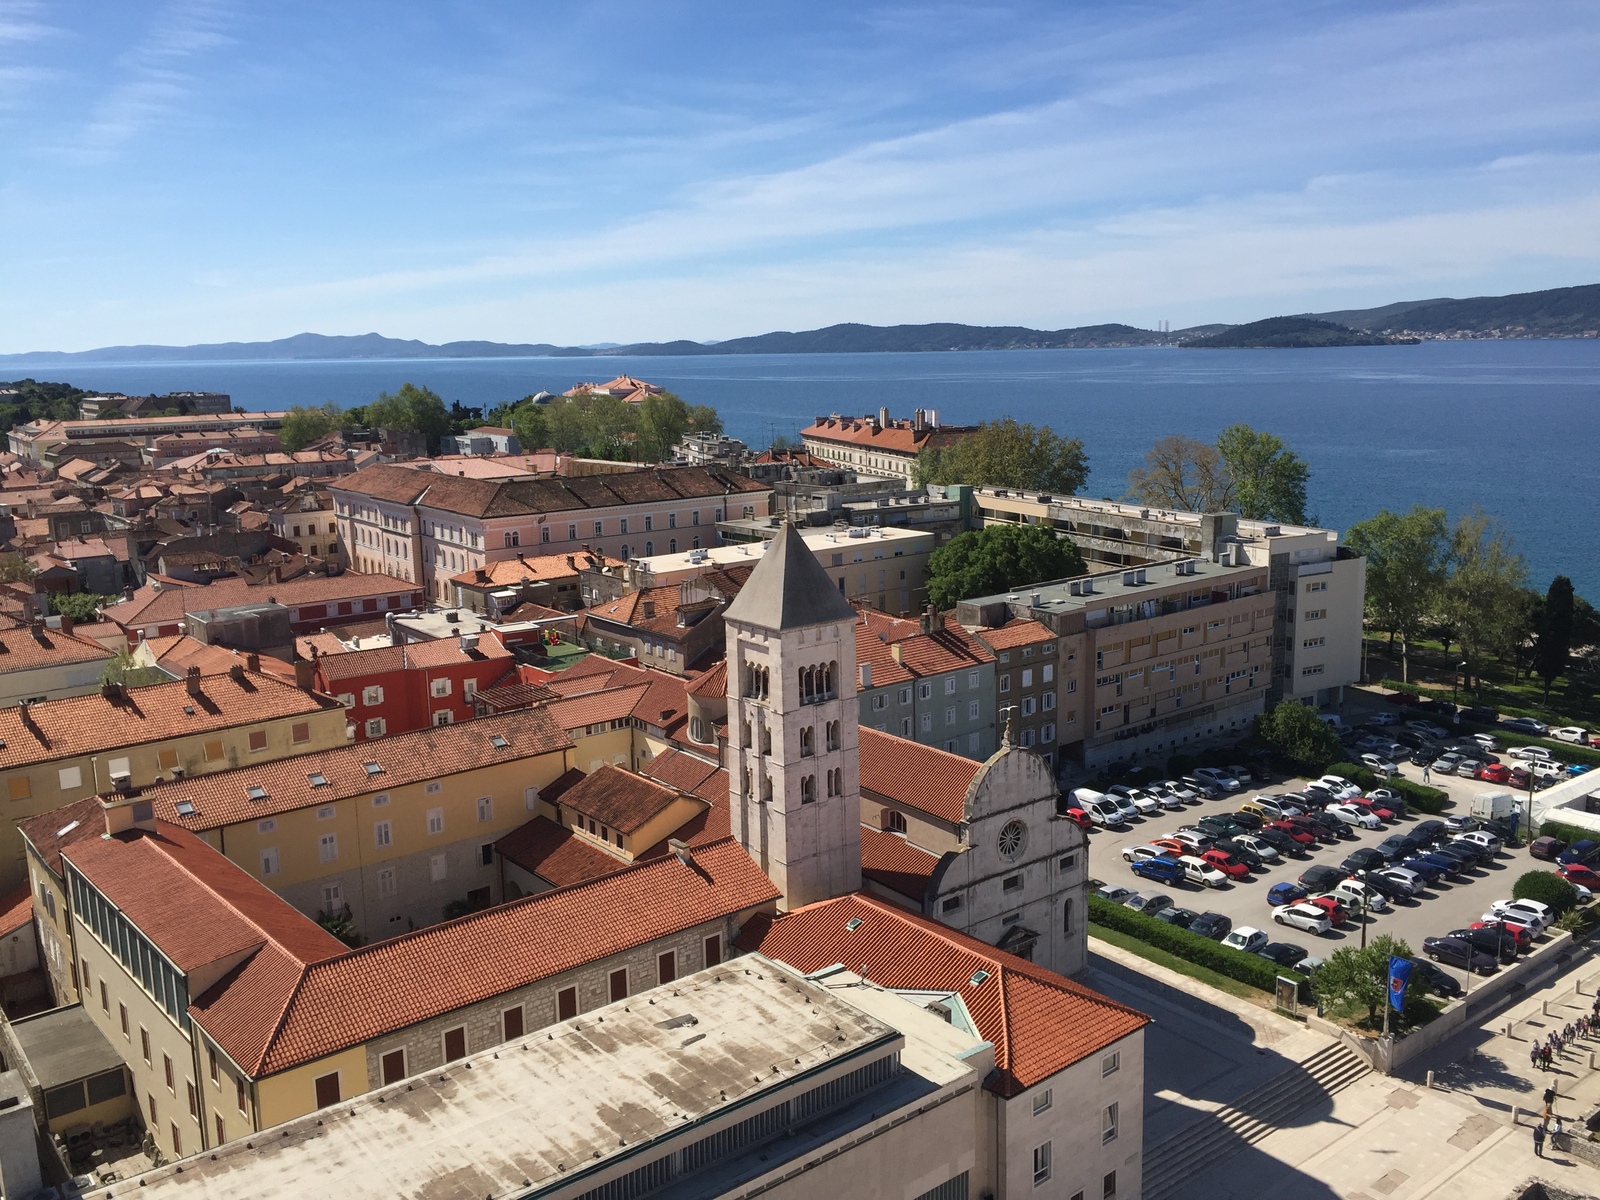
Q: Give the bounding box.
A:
[1400,856,1444,885]
[1414,851,1464,879]
[1267,881,1308,906]
[1568,764,1593,777]
[1558,839,1600,866]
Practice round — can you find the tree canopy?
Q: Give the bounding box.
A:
[1310,935,1422,1026]
[358,382,453,454]
[1440,511,1528,685]
[49,592,106,622]
[1126,423,1309,524]
[1512,869,1580,916]
[1256,700,1341,771]
[914,418,1089,496]
[1533,575,1576,699]
[279,401,351,452]
[1345,505,1450,682]
[925,522,1085,610]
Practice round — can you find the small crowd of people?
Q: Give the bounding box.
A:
[1529,996,1600,1156]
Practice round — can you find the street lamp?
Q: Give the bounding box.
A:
[1453,661,1469,708]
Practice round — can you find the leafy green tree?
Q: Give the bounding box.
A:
[1125,435,1231,512]
[915,418,1089,495]
[100,650,165,688]
[1310,935,1420,1026]
[50,592,105,622]
[1215,423,1309,523]
[1512,869,1580,916]
[1533,576,1576,699]
[0,554,36,583]
[279,401,349,452]
[366,382,452,453]
[1441,511,1529,685]
[635,392,692,463]
[509,401,548,452]
[1256,700,1341,770]
[1345,505,1450,682]
[686,404,723,435]
[926,523,1084,610]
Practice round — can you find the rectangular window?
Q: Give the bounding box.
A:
[443,1027,467,1062]
[999,674,1011,694]
[216,1114,225,1145]
[374,820,392,848]
[1303,609,1326,621]
[171,1124,181,1156]
[944,677,956,695]
[141,1027,151,1064]
[1033,1089,1053,1116]
[362,685,384,706]
[609,968,628,1002]
[942,895,962,913]
[1301,664,1325,677]
[477,796,492,823]
[479,843,494,867]
[291,722,310,744]
[1102,1050,1121,1076]
[1305,580,1328,592]
[558,987,578,1021]
[236,1077,247,1114]
[1103,1102,1119,1143]
[381,1049,406,1085]
[920,713,932,732]
[99,980,107,1011]
[260,847,280,877]
[364,717,386,738]
[187,1080,197,1117]
[248,730,268,752]
[1002,873,1023,892]
[502,1006,524,1041]
[918,682,931,700]
[1302,636,1326,648]
[1063,898,1073,934]
[120,1004,128,1037]
[1042,690,1055,710]
[945,706,956,725]
[377,868,396,897]
[158,748,179,770]
[430,678,452,698]
[318,834,337,862]
[430,854,447,882]
[703,934,721,967]
[898,687,911,705]
[315,1072,341,1108]
[1104,1171,1117,1200]
[1042,663,1053,681]
[1021,668,1032,687]
[208,1046,218,1084]
[58,766,82,790]
[427,808,444,835]
[968,701,980,719]
[1033,1142,1052,1186]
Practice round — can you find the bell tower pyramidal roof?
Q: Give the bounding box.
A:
[722,521,857,631]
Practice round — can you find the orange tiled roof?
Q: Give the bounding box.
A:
[557,764,695,835]
[684,659,726,697]
[212,837,778,1076]
[448,552,620,589]
[545,683,650,731]
[17,795,107,875]
[0,671,338,770]
[312,636,512,682]
[858,728,980,825]
[800,416,971,457]
[741,892,1149,1097]
[143,635,251,678]
[101,572,420,629]
[969,618,1055,652]
[148,707,572,830]
[859,827,941,903]
[495,815,628,888]
[0,624,114,673]
[0,885,31,938]
[637,750,729,856]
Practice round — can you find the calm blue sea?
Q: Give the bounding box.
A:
[9,340,1598,597]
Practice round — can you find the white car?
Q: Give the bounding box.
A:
[1155,779,1201,805]
[1231,834,1282,864]
[1406,720,1450,739]
[1370,712,1400,726]
[1315,775,1362,800]
[1273,903,1332,935]
[1552,728,1589,743]
[1325,878,1389,913]
[1509,745,1556,762]
[1359,754,1399,776]
[1456,830,1502,855]
[1469,732,1501,749]
[1326,803,1383,831]
[1178,855,1228,888]
[1489,898,1552,933]
[1222,926,1269,954]
[1193,767,1242,792]
[1120,844,1168,864]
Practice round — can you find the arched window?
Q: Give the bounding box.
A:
[883,810,907,833]
[620,543,630,560]
[833,767,843,795]
[761,667,769,699]
[741,767,751,796]
[760,725,772,755]
[644,541,653,557]
[690,716,707,743]
[669,539,677,553]
[801,775,816,804]
[692,534,701,549]
[741,720,752,748]
[826,721,840,751]
[799,726,814,757]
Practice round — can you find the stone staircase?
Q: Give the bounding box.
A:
[1141,1042,1371,1200]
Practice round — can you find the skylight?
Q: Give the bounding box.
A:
[308,773,328,787]
[490,734,509,749]
[969,970,991,987]
[844,917,863,932]
[175,800,196,817]
[362,762,383,776]
[246,786,268,802]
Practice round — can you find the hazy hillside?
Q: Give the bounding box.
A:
[1309,283,1600,336]
[1186,316,1415,349]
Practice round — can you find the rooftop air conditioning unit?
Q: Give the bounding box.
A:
[1069,581,1082,596]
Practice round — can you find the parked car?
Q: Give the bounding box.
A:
[1093,885,1138,904]
[1444,814,1481,834]
[1509,745,1556,762]
[1109,785,1162,816]
[1152,906,1200,929]
[1257,942,1311,969]
[1503,716,1550,735]
[1131,856,1187,887]
[1187,912,1233,941]
[1411,819,1448,846]
[1326,803,1383,831]
[1399,856,1445,885]
[1372,866,1425,898]
[1355,870,1411,904]
[1448,835,1498,865]
[1153,779,1201,805]
[1407,720,1450,739]
[1560,863,1600,891]
[1423,936,1498,974]
[1342,847,1389,874]
[1455,830,1503,856]
[1430,843,1484,872]
[1120,844,1169,864]
[1470,918,1532,953]
[1272,903,1332,935]
[1253,827,1309,857]
[1168,829,1214,854]
[1370,711,1400,726]
[1412,851,1465,880]
[1360,754,1400,776]
[1302,894,1351,925]
[1306,812,1356,841]
[1196,816,1248,840]
[1475,763,1513,784]
[1193,767,1243,792]
[1125,892,1175,914]
[1299,864,1350,892]
[1181,775,1224,799]
[1531,836,1568,862]
[1267,881,1308,906]
[1460,706,1497,725]
[1220,810,1265,832]
[1487,898,1553,933]
[1410,957,1465,998]
[1557,839,1600,865]
[1229,834,1282,865]
[1241,796,1299,821]
[1085,798,1127,827]
[1349,796,1397,821]
[1377,833,1423,862]
[1325,877,1389,913]
[1214,838,1268,871]
[1551,727,1591,744]
[1200,848,1251,879]
[1178,855,1229,889]
[1316,775,1363,800]
[1448,925,1519,965]
[1222,926,1269,954]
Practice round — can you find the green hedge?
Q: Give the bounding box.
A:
[1088,895,1280,991]
[1325,762,1449,814]
[1539,818,1596,846]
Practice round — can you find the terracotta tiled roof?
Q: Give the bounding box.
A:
[102,572,420,629]
[740,893,1149,1096]
[0,672,338,771]
[474,681,559,713]
[968,618,1055,652]
[545,683,650,730]
[858,728,980,825]
[579,585,720,641]
[0,624,114,673]
[495,815,627,888]
[800,416,971,457]
[557,764,694,834]
[637,751,729,856]
[312,636,512,682]
[17,795,107,876]
[148,707,572,830]
[332,463,767,521]
[684,659,726,698]
[222,837,778,1076]
[63,822,344,975]
[143,635,250,677]
[0,885,31,938]
[448,553,620,588]
[859,828,940,903]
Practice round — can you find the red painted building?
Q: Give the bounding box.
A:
[311,632,517,741]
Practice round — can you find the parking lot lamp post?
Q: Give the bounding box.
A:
[1357,882,1370,951]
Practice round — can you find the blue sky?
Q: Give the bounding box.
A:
[2,0,1598,350]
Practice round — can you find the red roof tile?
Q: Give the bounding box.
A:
[0,624,114,673]
[968,618,1055,652]
[858,728,980,825]
[742,893,1149,1096]
[684,659,727,697]
[102,572,420,630]
[0,885,31,938]
[859,828,940,903]
[495,816,628,888]
[17,795,107,875]
[556,764,693,834]
[222,837,777,1076]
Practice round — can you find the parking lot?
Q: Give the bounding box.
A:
[1086,761,1553,988]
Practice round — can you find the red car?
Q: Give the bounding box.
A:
[1559,862,1600,890]
[1349,797,1396,822]
[1472,919,1532,952]
[1061,806,1093,830]
[1150,838,1189,857]
[1200,848,1250,879]
[1475,763,1513,784]
[1303,895,1349,926]
[1268,819,1316,845]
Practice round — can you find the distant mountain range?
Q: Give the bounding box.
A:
[2,283,1594,364]
[1187,316,1419,349]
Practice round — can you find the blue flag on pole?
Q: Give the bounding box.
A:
[1388,956,1412,1013]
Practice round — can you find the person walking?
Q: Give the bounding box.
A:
[1422,763,1431,784]
[1534,1121,1547,1157]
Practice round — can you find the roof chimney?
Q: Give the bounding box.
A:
[246,653,260,673]
[668,838,692,865]
[294,658,316,692]
[890,644,903,664]
[103,795,156,837]
[859,662,871,690]
[59,614,73,636]
[185,665,202,696]
[228,663,245,683]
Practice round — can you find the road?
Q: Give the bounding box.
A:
[1086,758,1552,987]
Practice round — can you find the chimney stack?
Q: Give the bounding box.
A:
[668,838,691,865]
[245,653,260,673]
[185,665,202,696]
[294,659,317,692]
[859,662,871,690]
[103,795,156,837]
[228,663,245,684]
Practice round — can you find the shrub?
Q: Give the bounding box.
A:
[1257,702,1342,772]
[1512,870,1581,916]
[1540,819,1596,846]
[1325,762,1448,815]
[1088,895,1280,991]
